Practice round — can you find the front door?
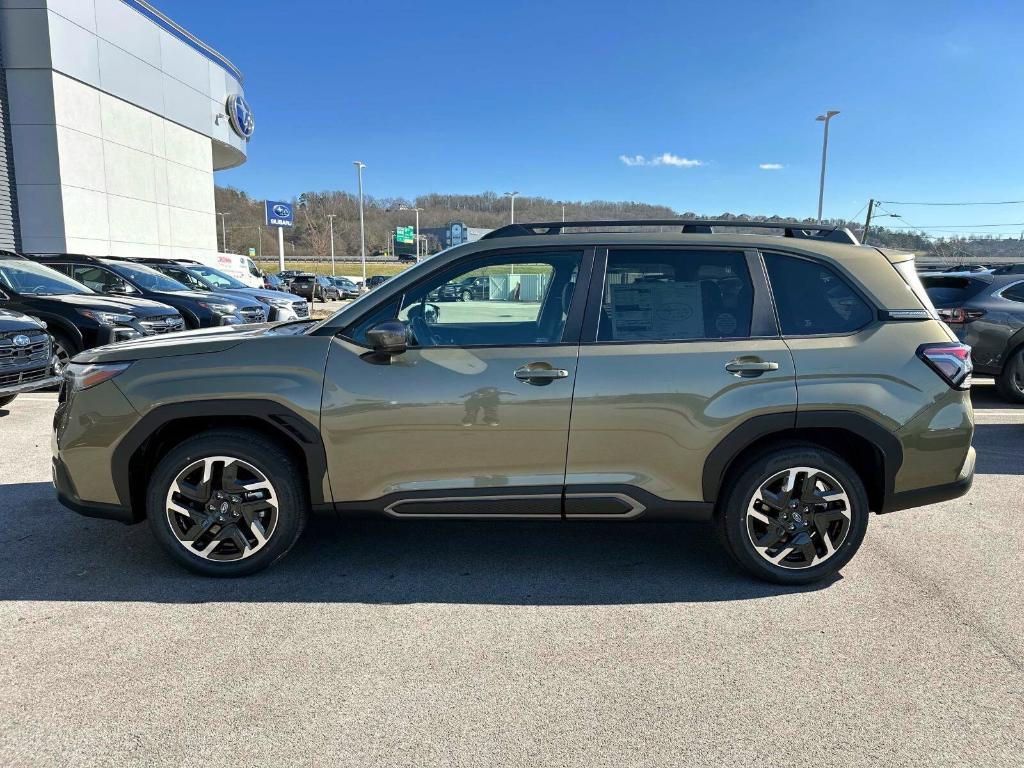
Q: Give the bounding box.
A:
[321,248,590,517]
[564,247,798,517]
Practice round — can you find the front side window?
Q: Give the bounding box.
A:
[162,267,208,291]
[597,249,753,341]
[764,253,873,335]
[69,265,138,295]
[395,251,582,348]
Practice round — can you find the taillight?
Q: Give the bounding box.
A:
[937,307,985,324]
[917,343,972,390]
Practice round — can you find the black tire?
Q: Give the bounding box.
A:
[714,443,869,585]
[995,346,1024,403]
[50,331,77,375]
[460,289,472,302]
[0,394,16,408]
[146,429,308,577]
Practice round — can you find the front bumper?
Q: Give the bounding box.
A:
[881,446,975,513]
[53,455,133,523]
[0,372,62,397]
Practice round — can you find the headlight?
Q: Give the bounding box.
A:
[63,361,132,392]
[77,309,135,326]
[197,301,237,315]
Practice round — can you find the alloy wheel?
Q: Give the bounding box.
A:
[51,340,70,375]
[745,466,852,570]
[164,456,279,561]
[1011,351,1024,394]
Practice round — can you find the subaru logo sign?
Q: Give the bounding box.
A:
[13,335,30,347]
[226,94,254,140]
[265,200,294,228]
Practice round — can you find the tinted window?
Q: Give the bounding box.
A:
[397,251,582,347]
[69,265,139,295]
[0,260,91,295]
[1001,283,1024,303]
[106,262,189,292]
[765,254,873,335]
[161,267,208,291]
[598,250,752,341]
[920,276,989,306]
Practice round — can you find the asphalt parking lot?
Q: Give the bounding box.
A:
[1,385,1021,767]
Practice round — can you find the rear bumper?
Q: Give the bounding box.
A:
[52,456,133,524]
[881,446,975,513]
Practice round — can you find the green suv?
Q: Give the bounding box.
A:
[52,220,975,584]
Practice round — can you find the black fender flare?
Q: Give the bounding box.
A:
[26,312,84,352]
[111,399,330,517]
[701,410,903,505]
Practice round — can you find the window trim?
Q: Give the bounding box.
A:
[995,279,1024,302]
[339,245,595,350]
[759,248,879,339]
[580,244,773,346]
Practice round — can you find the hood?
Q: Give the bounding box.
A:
[23,292,177,316]
[72,322,274,363]
[153,289,263,309]
[222,287,301,303]
[0,307,45,330]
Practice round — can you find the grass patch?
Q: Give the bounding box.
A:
[257,260,412,278]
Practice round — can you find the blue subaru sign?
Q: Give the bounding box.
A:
[226,94,254,140]
[265,201,293,228]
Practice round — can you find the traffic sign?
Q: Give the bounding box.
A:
[396,226,415,244]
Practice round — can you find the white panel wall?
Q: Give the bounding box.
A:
[37,71,218,259]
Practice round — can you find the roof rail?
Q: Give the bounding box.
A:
[480,219,861,246]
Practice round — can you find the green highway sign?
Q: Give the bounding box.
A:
[396,226,415,244]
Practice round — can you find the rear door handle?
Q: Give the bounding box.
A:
[514,364,569,383]
[725,359,780,376]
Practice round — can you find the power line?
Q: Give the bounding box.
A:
[878,199,1024,206]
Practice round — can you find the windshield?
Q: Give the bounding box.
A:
[109,262,190,292]
[0,259,92,296]
[187,265,247,289]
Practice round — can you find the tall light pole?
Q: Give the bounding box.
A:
[327,214,337,276]
[353,161,367,286]
[400,205,423,260]
[216,212,230,252]
[504,191,519,224]
[815,110,840,222]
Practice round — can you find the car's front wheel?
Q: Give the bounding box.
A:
[146,430,308,577]
[715,444,869,585]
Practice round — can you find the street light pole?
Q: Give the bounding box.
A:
[504,191,519,224]
[327,214,337,276]
[217,212,230,252]
[353,161,367,287]
[815,110,840,222]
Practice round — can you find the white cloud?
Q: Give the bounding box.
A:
[759,163,784,170]
[620,153,703,168]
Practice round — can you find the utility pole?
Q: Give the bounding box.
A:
[217,212,230,252]
[815,110,840,222]
[327,214,337,276]
[862,199,875,244]
[353,161,367,287]
[504,191,519,224]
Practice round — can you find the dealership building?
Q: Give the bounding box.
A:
[0,0,250,258]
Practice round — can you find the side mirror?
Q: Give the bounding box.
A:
[366,320,409,355]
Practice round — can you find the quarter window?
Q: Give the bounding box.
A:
[1002,283,1024,303]
[597,250,753,341]
[764,253,873,335]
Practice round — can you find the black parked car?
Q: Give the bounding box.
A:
[365,275,391,290]
[27,255,267,330]
[289,274,339,302]
[922,273,1024,402]
[430,275,490,302]
[0,253,183,368]
[125,259,309,322]
[0,308,60,408]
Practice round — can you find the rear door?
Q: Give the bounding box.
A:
[564,247,797,515]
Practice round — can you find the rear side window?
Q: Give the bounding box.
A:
[920,276,989,306]
[764,253,873,335]
[1001,282,1024,303]
[598,250,752,341]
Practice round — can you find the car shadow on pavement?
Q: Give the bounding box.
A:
[0,482,835,605]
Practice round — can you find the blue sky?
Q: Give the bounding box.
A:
[159,0,1024,232]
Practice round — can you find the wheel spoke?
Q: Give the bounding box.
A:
[183,515,217,543]
[755,526,787,549]
[766,546,794,565]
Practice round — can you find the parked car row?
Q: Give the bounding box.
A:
[0,250,318,409]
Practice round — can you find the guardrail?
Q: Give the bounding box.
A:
[121,0,244,84]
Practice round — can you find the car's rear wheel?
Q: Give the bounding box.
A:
[146,430,308,577]
[715,444,869,585]
[460,289,472,302]
[996,346,1024,403]
[50,331,75,375]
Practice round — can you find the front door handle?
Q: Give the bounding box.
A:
[514,364,569,384]
[725,359,780,377]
